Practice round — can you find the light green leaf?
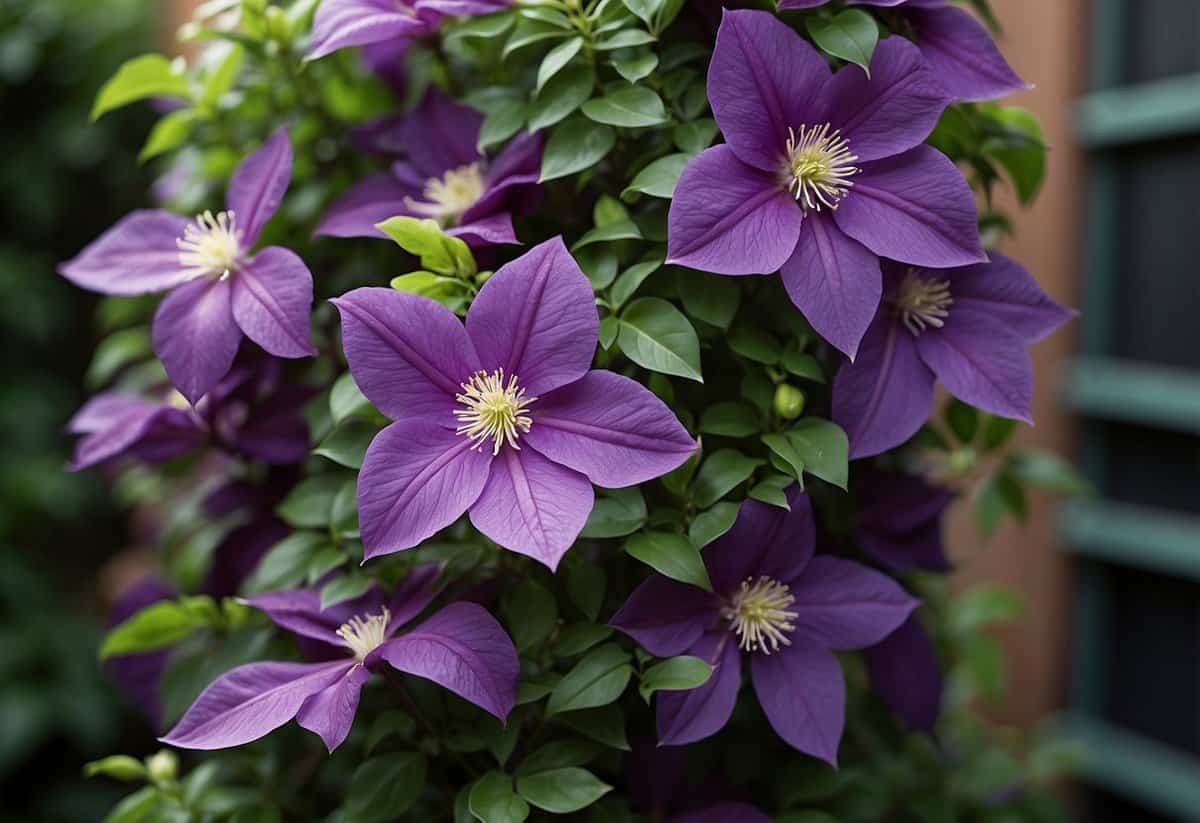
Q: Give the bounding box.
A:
[84,756,146,781]
[276,474,343,528]
[516,767,611,814]
[688,501,739,547]
[625,531,711,590]
[805,9,879,75]
[638,655,712,701]
[313,419,376,469]
[320,573,374,609]
[246,532,329,593]
[611,257,664,307]
[330,372,373,424]
[612,52,658,84]
[622,153,689,199]
[376,217,476,277]
[620,0,663,26]
[598,315,620,349]
[540,117,616,182]
[582,85,668,128]
[595,30,657,50]
[546,643,633,714]
[100,597,218,659]
[618,297,703,382]
[537,36,585,91]
[93,54,190,120]
[200,44,243,106]
[139,109,197,162]
[102,786,160,823]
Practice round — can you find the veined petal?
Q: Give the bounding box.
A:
[666,146,802,275]
[656,632,741,746]
[232,247,316,358]
[910,5,1030,102]
[308,0,434,60]
[152,278,241,405]
[447,213,519,247]
[789,556,918,650]
[59,210,191,295]
[386,563,444,633]
[705,489,816,595]
[524,370,697,488]
[864,614,943,731]
[468,446,593,571]
[160,660,354,749]
[296,663,371,752]
[610,575,721,658]
[401,89,485,180]
[313,172,422,239]
[69,396,203,471]
[750,643,844,765]
[945,252,1074,343]
[227,128,292,247]
[242,589,346,647]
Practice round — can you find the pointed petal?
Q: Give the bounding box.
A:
[911,6,1029,102]
[709,10,830,171]
[313,171,421,239]
[861,520,952,574]
[706,488,815,594]
[945,252,1075,343]
[465,236,598,396]
[358,419,493,560]
[857,468,954,535]
[610,575,721,657]
[152,278,241,405]
[69,397,202,471]
[832,313,935,459]
[656,632,741,746]
[834,146,985,268]
[483,131,544,188]
[781,213,881,359]
[296,663,371,751]
[386,563,444,633]
[231,247,315,358]
[308,0,433,60]
[232,385,312,464]
[59,210,191,295]
[332,287,480,422]
[371,602,519,720]
[524,370,697,487]
[241,589,345,647]
[68,393,152,434]
[916,311,1033,422]
[447,213,519,247]
[666,145,802,275]
[750,643,844,764]
[401,89,485,179]
[826,37,950,163]
[160,661,353,749]
[864,615,943,731]
[790,556,918,650]
[227,128,292,247]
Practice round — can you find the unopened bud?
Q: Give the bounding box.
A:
[773,384,806,419]
[146,749,178,784]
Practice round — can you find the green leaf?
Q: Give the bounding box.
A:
[728,323,781,365]
[581,486,647,538]
[576,246,619,289]
[100,597,217,659]
[688,501,739,547]
[762,433,805,483]
[139,109,197,162]
[448,9,517,41]
[980,104,1046,204]
[306,545,347,584]
[749,474,793,508]
[557,704,630,750]
[699,402,759,438]
[618,298,703,382]
[478,99,528,151]
[625,531,711,590]
[84,755,146,781]
[673,118,718,154]
[246,532,328,593]
[345,753,427,822]
[528,64,595,132]
[981,415,1019,451]
[598,315,620,349]
[786,419,850,489]
[537,37,584,91]
[974,470,1025,538]
[200,44,243,106]
[377,217,476,277]
[620,0,663,26]
[622,153,690,200]
[85,327,152,388]
[516,767,611,814]
[92,54,190,120]
[638,655,712,701]
[677,270,740,329]
[612,52,658,84]
[946,399,979,443]
[505,19,571,58]
[470,772,529,823]
[546,643,633,714]
[556,623,614,656]
[805,9,878,75]
[502,579,558,653]
[103,786,160,823]
[517,740,599,776]
[692,449,761,508]
[581,85,669,128]
[540,117,616,182]
[573,219,643,249]
[566,560,607,621]
[611,257,664,308]
[782,350,825,383]
[951,585,1024,635]
[330,372,373,424]
[313,419,375,469]
[276,474,343,528]
[516,673,559,705]
[1008,450,1091,495]
[595,30,657,50]
[320,573,374,609]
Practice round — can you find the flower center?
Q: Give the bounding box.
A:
[722,576,798,655]
[405,163,487,227]
[454,368,536,455]
[336,607,391,660]
[783,124,860,212]
[177,210,242,280]
[894,270,953,335]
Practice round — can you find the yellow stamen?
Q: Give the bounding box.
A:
[894,270,953,335]
[783,124,860,212]
[722,576,798,655]
[176,209,242,280]
[405,163,487,227]
[336,608,391,660]
[453,368,536,455]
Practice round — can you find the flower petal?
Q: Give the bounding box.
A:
[910,5,1029,102]
[401,89,485,180]
[313,172,422,239]
[448,213,519,247]
[666,145,802,275]
[916,310,1033,422]
[232,385,312,464]
[468,446,593,570]
[332,286,480,422]
[945,252,1074,343]
[825,37,949,163]
[705,489,815,595]
[386,563,444,633]
[59,210,191,295]
[864,614,943,731]
[832,313,935,459]
[227,127,292,247]
[524,370,697,488]
[465,236,598,396]
[296,663,371,752]
[358,419,493,560]
[152,278,241,405]
[610,575,721,658]
[241,589,346,647]
[834,146,986,268]
[308,0,434,60]
[790,556,918,650]
[780,212,881,359]
[69,396,203,471]
[709,9,830,171]
[750,643,844,764]
[231,247,316,358]
[656,632,741,746]
[370,602,519,720]
[160,660,354,749]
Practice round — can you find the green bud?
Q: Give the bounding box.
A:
[145,749,178,784]
[773,384,806,419]
[947,447,977,476]
[264,6,292,41]
[84,755,146,782]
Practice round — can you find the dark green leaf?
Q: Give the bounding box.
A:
[699,402,759,437]
[556,623,613,656]
[581,86,668,128]
[573,219,643,249]
[345,753,427,822]
[540,117,616,182]
[610,257,664,307]
[516,767,611,813]
[805,9,878,75]
[478,99,528,151]
[618,298,702,382]
[612,51,658,84]
[637,655,712,701]
[276,474,343,528]
[595,30,657,50]
[677,270,740,329]
[688,501,739,547]
[246,532,328,593]
[691,449,761,508]
[528,64,595,132]
[469,771,529,823]
[502,579,558,653]
[546,644,633,714]
[625,531,711,590]
[320,573,374,609]
[621,153,689,200]
[581,486,647,538]
[313,419,375,469]
[673,118,718,154]
[557,703,630,750]
[537,36,585,91]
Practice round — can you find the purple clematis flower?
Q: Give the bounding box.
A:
[316,90,541,248]
[778,0,1029,102]
[855,469,953,573]
[666,10,984,358]
[308,0,510,60]
[611,489,916,764]
[864,613,944,732]
[333,237,697,570]
[832,253,1073,459]
[59,129,316,404]
[161,567,519,752]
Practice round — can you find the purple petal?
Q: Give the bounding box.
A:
[362,39,409,94]
[231,247,315,358]
[370,602,519,720]
[332,287,480,422]
[447,212,519,247]
[465,236,598,396]
[468,446,593,570]
[945,252,1074,343]
[308,0,434,61]
[68,393,151,434]
[781,212,881,359]
[152,278,241,404]
[482,131,544,188]
[401,89,485,180]
[709,10,830,171]
[825,37,949,163]
[750,643,844,764]
[227,128,292,247]
[204,517,291,599]
[242,589,346,647]
[670,803,772,823]
[296,663,371,751]
[790,556,918,650]
[314,172,421,239]
[232,385,312,464]
[656,632,741,746]
[910,5,1029,102]
[916,311,1033,422]
[417,0,510,16]
[160,660,354,749]
[835,146,985,268]
[68,396,203,470]
[856,471,952,573]
[59,210,191,295]
[610,575,721,658]
[524,370,697,488]
[358,419,493,560]
[864,614,943,731]
[666,146,802,275]
[386,563,444,633]
[705,489,815,596]
[832,313,935,459]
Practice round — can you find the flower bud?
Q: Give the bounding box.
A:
[145,749,178,784]
[264,6,292,42]
[773,384,806,419]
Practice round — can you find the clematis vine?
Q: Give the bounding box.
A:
[308,0,511,60]
[666,9,984,358]
[59,129,316,404]
[162,566,519,752]
[611,489,916,763]
[333,236,697,570]
[832,254,1073,459]
[777,0,1029,102]
[316,90,541,248]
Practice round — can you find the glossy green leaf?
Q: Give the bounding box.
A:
[581,86,668,128]
[637,655,712,701]
[805,9,879,75]
[622,153,690,199]
[528,63,595,132]
[581,486,647,538]
[625,531,711,590]
[345,753,427,822]
[540,117,616,181]
[546,643,633,714]
[618,298,702,382]
[691,448,761,508]
[516,767,611,814]
[469,771,529,823]
[93,54,190,120]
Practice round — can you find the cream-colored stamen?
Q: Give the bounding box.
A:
[722,576,798,655]
[783,124,860,212]
[177,209,242,280]
[336,608,391,660]
[405,163,487,227]
[454,368,536,455]
[894,270,953,335]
